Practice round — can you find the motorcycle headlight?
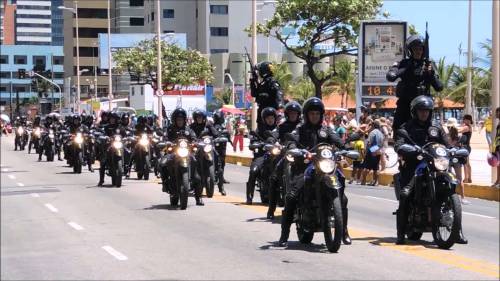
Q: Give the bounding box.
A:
[75,133,84,144]
[204,144,213,153]
[49,133,55,139]
[177,147,189,158]
[271,147,281,155]
[113,141,123,149]
[286,154,295,162]
[115,136,122,142]
[35,128,41,137]
[318,159,335,174]
[139,136,149,146]
[17,127,23,134]
[179,140,188,148]
[203,138,211,144]
[434,157,449,171]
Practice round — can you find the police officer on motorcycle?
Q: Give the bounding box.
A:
[387,35,443,132]
[97,112,121,186]
[246,107,279,204]
[278,97,349,246]
[394,95,467,245]
[267,101,302,219]
[250,61,283,131]
[28,115,42,154]
[190,109,218,138]
[163,108,204,205]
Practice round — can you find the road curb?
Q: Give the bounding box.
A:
[225,155,500,202]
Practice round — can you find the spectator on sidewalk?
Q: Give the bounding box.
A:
[458,115,473,183]
[481,113,493,147]
[379,117,392,171]
[494,107,500,187]
[333,116,347,142]
[232,116,246,152]
[447,122,469,204]
[360,119,384,186]
[348,132,365,185]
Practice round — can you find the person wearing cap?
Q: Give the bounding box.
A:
[446,118,468,204]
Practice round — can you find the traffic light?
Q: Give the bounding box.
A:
[18,69,26,79]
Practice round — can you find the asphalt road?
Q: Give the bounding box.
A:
[1,135,499,280]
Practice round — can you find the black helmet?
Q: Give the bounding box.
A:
[121,113,130,126]
[302,97,325,125]
[257,61,274,77]
[213,109,225,125]
[137,115,146,124]
[34,115,41,123]
[284,101,302,121]
[260,107,277,122]
[71,114,81,123]
[171,108,187,121]
[406,35,425,57]
[109,112,119,123]
[192,109,207,122]
[100,111,109,121]
[410,95,434,120]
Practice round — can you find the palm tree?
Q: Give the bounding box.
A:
[432,57,456,122]
[34,78,52,98]
[330,59,356,108]
[272,62,293,96]
[288,77,315,105]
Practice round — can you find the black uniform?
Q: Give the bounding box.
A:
[387,35,443,132]
[250,62,283,131]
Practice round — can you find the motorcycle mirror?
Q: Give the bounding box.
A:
[345,151,360,160]
[398,144,417,154]
[288,148,303,158]
[454,148,469,158]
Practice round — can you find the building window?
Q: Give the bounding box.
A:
[33,56,46,67]
[73,47,98,57]
[53,72,65,79]
[129,0,144,6]
[141,87,144,95]
[163,9,174,18]
[0,72,11,78]
[0,55,8,64]
[210,27,228,37]
[130,17,144,26]
[163,30,175,33]
[131,87,135,96]
[0,85,7,92]
[53,56,64,65]
[210,5,228,14]
[73,28,108,38]
[77,8,107,19]
[14,55,27,65]
[210,49,229,54]
[151,12,154,21]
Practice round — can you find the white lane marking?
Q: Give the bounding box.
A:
[31,193,40,198]
[44,203,59,213]
[67,222,84,231]
[2,168,8,172]
[363,195,398,203]
[462,211,496,219]
[102,246,128,261]
[16,182,24,187]
[8,174,15,179]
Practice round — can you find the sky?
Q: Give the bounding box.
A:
[380,0,493,67]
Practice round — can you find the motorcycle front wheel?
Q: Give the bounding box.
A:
[180,171,190,210]
[323,196,343,253]
[206,165,215,198]
[432,193,461,249]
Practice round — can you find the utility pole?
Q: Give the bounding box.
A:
[251,0,258,130]
[465,0,473,115]
[156,0,163,126]
[491,0,499,183]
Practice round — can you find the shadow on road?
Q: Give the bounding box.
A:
[246,215,282,224]
[259,240,329,253]
[143,204,182,211]
[353,236,440,250]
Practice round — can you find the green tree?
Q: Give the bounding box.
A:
[272,62,293,95]
[113,39,213,90]
[288,77,315,105]
[255,0,382,98]
[330,59,356,108]
[432,57,456,122]
[33,78,52,98]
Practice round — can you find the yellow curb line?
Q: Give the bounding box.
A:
[210,193,500,279]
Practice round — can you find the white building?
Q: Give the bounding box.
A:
[15,0,53,45]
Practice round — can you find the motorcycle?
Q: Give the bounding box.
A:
[134,133,151,180]
[69,131,85,173]
[85,130,97,172]
[161,132,194,210]
[14,125,28,151]
[395,142,469,249]
[195,135,216,198]
[40,129,57,161]
[285,143,359,253]
[106,134,125,187]
[213,134,229,193]
[28,127,42,154]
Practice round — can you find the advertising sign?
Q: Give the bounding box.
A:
[357,21,407,102]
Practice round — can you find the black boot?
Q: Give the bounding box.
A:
[342,208,352,245]
[219,186,226,196]
[396,208,406,245]
[456,229,468,244]
[278,211,290,247]
[223,178,230,184]
[196,197,205,206]
[97,168,105,187]
[246,182,254,205]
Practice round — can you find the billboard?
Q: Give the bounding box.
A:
[357,21,407,101]
[98,33,187,69]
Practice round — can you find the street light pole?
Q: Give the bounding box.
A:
[251,0,257,131]
[107,0,113,110]
[465,0,473,115]
[156,0,163,127]
[491,0,499,183]
[75,1,80,113]
[225,73,235,106]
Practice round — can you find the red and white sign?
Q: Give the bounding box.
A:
[163,83,206,96]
